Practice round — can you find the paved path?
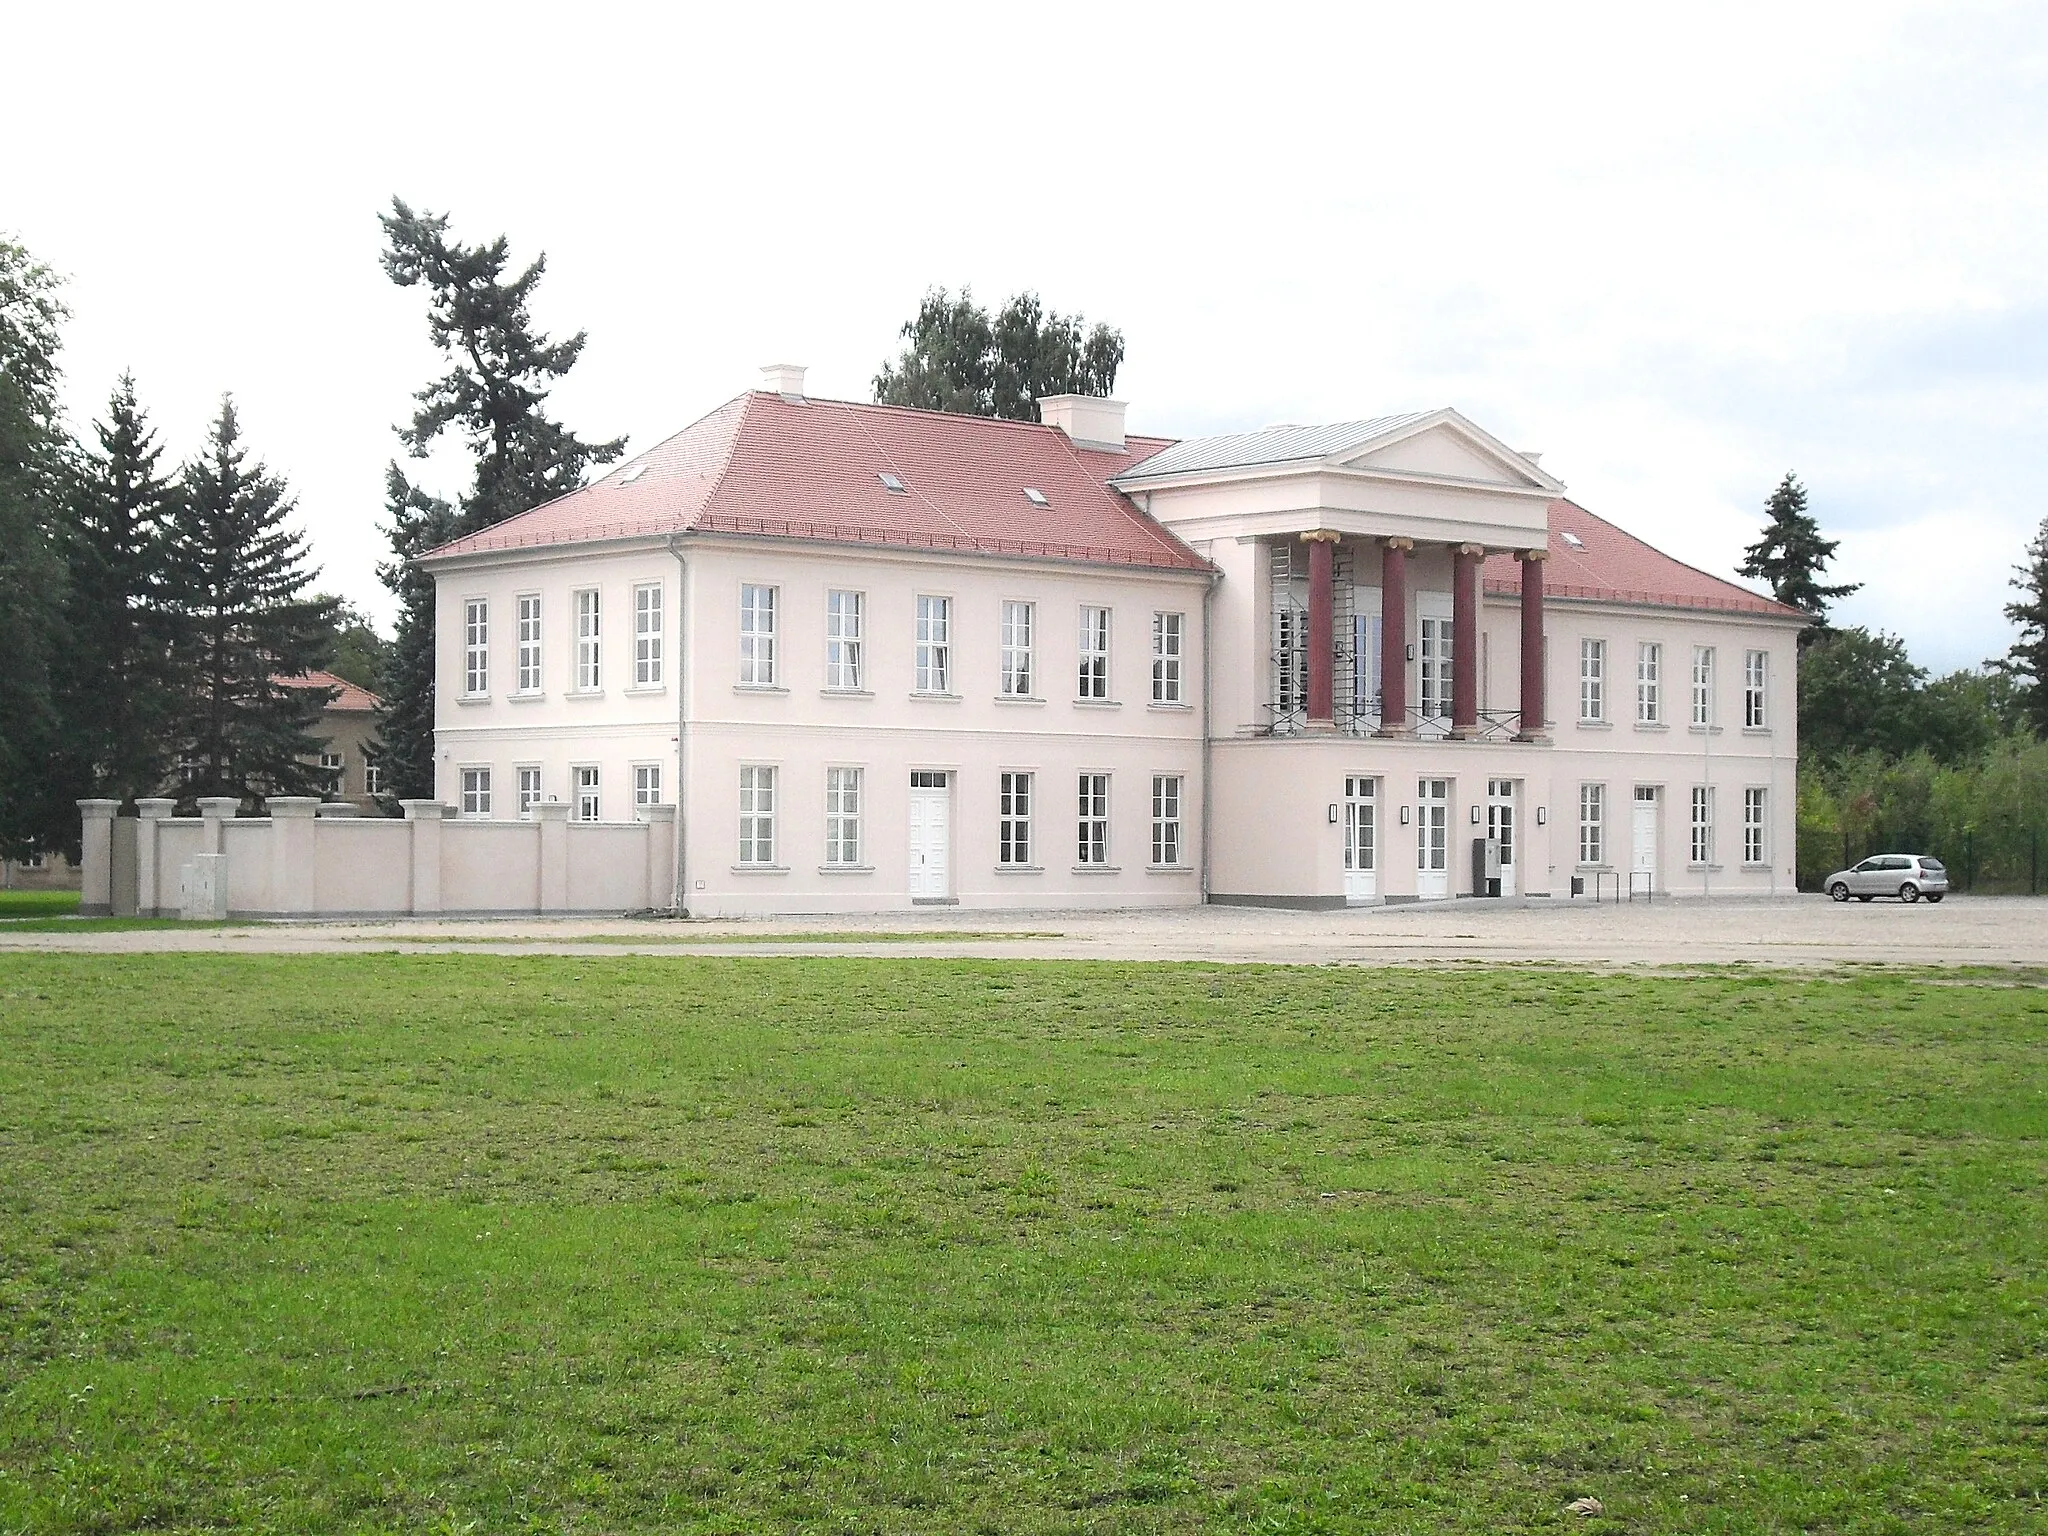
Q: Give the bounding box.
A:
[5,895,2046,969]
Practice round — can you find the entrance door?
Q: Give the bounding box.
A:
[1416,778,1449,898]
[1487,778,1517,897]
[1631,787,1658,892]
[908,771,950,899]
[1343,776,1377,901]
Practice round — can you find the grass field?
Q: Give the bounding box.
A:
[0,890,80,919]
[1,956,2043,1533]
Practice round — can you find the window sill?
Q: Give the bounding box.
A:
[1742,726,1772,736]
[1148,700,1192,711]
[1741,861,1771,871]
[506,691,546,704]
[994,694,1046,706]
[567,688,605,701]
[820,688,873,699]
[1146,863,1194,874]
[729,863,790,875]
[818,864,875,875]
[1072,864,1122,875]
[1632,721,1667,732]
[1576,718,1612,730]
[1072,698,1122,709]
[910,691,962,703]
[1573,862,1614,871]
[1686,862,1725,873]
[1687,724,1724,736]
[992,864,1044,875]
[456,695,491,707]
[733,684,788,696]
[624,684,667,696]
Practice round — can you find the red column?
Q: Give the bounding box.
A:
[1450,542,1482,738]
[1515,548,1548,741]
[1378,537,1412,735]
[1304,531,1337,729]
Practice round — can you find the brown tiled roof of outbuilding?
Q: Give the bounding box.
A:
[275,670,379,712]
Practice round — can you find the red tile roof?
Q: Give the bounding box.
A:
[1484,500,1806,620]
[275,670,380,712]
[424,392,1208,572]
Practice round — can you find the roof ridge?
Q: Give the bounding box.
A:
[753,389,1173,448]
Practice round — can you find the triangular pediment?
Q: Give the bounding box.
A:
[1337,411,1557,491]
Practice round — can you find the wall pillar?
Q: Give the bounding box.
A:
[196,797,240,855]
[1378,537,1414,736]
[1515,549,1550,742]
[640,804,677,912]
[134,798,176,917]
[1302,530,1339,731]
[76,800,118,916]
[268,797,320,918]
[402,800,443,914]
[1449,543,1484,739]
[537,802,570,914]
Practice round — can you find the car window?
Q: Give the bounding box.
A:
[1919,857,1945,872]
[1855,859,1880,872]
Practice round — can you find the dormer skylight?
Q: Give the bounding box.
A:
[618,463,649,485]
[1559,530,1585,549]
[1023,487,1049,507]
[878,471,907,494]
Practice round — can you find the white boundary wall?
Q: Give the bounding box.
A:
[78,797,676,919]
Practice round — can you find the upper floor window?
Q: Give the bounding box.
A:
[1077,606,1111,700]
[576,765,601,823]
[516,765,542,818]
[1636,642,1661,724]
[1744,649,1768,728]
[574,589,602,691]
[463,599,488,697]
[634,583,663,686]
[634,763,662,807]
[1579,638,1606,722]
[1692,646,1716,727]
[826,590,863,690]
[740,584,777,686]
[915,595,951,693]
[318,751,344,793]
[1153,612,1184,704]
[460,766,492,818]
[515,593,542,694]
[1000,601,1035,697]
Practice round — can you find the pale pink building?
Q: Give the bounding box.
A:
[417,367,1804,915]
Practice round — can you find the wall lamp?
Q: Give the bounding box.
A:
[1399,805,1412,825]
[1470,805,1483,824]
[1536,806,1548,825]
[1327,803,1339,823]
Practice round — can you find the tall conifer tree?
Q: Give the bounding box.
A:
[1997,514,2048,739]
[375,198,624,799]
[1739,472,1860,645]
[57,373,181,803]
[162,397,337,803]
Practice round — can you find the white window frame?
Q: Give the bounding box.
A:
[1579,783,1605,866]
[1151,774,1184,866]
[1743,786,1767,865]
[574,588,602,692]
[1579,638,1606,722]
[1637,642,1661,724]
[633,763,663,808]
[515,592,542,694]
[1000,600,1035,697]
[1692,646,1716,727]
[463,598,489,698]
[633,582,663,687]
[460,765,492,818]
[1416,777,1449,872]
[825,589,864,690]
[1690,785,1716,865]
[318,750,344,793]
[516,764,542,818]
[1152,612,1184,704]
[1077,606,1111,700]
[915,594,951,694]
[1744,649,1768,729]
[999,770,1033,866]
[364,761,385,798]
[1076,772,1110,865]
[575,765,601,823]
[738,765,777,864]
[824,766,862,866]
[739,583,778,687]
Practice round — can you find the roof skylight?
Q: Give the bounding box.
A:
[878,471,907,494]
[618,463,649,485]
[1023,487,1049,507]
[1559,530,1585,549]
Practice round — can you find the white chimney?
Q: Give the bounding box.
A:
[759,363,807,401]
[1038,394,1126,452]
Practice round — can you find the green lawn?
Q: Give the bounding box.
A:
[0,889,79,918]
[1,957,2043,1533]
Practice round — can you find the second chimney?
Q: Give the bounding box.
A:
[1038,394,1126,452]
[760,363,807,401]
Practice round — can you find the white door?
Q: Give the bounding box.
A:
[908,771,950,898]
[1631,787,1658,892]
[1416,778,1449,898]
[1488,778,1517,897]
[1343,776,1377,901]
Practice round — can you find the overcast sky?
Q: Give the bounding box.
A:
[13,1,2046,672]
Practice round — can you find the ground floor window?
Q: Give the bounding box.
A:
[633,764,662,807]
[1000,771,1032,865]
[460,767,491,818]
[1691,785,1715,865]
[825,766,862,865]
[1579,783,1605,865]
[1077,773,1110,865]
[576,766,601,823]
[1151,774,1183,866]
[1743,787,1767,865]
[738,766,776,863]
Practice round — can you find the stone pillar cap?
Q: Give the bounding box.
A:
[76,798,121,817]
[268,796,321,818]
[135,797,179,817]
[535,802,572,822]
[638,804,678,823]
[399,799,445,821]
[196,796,242,817]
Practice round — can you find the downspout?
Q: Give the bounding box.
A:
[1200,557,1222,903]
[668,536,691,916]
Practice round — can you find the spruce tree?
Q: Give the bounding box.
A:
[0,236,73,860]
[1739,472,1860,643]
[375,198,624,800]
[1997,514,2048,739]
[162,397,338,804]
[56,373,181,804]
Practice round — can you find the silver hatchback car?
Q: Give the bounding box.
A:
[1824,854,1949,904]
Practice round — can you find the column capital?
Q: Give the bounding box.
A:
[1384,536,1415,553]
[1298,528,1342,544]
[1455,542,1487,558]
[1521,547,1550,562]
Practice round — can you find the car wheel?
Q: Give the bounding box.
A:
[1858,895,1873,902]
[1829,882,1850,902]
[1926,893,1944,903]
[1900,883,1920,903]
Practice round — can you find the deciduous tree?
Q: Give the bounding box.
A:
[875,287,1124,421]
